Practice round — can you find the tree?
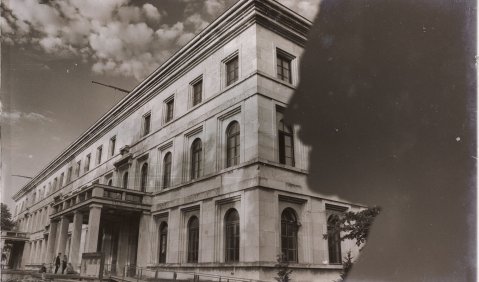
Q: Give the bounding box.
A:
[1,203,15,231]
[274,254,293,282]
[324,206,381,280]
[324,206,381,247]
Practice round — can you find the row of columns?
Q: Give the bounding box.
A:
[43,204,102,268]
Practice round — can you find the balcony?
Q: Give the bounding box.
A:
[1,231,29,242]
[50,184,151,218]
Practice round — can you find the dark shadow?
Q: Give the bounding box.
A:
[286,0,476,280]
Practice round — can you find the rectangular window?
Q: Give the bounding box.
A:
[165,98,174,123]
[85,154,91,172]
[66,167,72,183]
[192,79,202,106]
[277,106,295,166]
[142,113,151,136]
[97,146,103,164]
[109,136,116,157]
[75,161,81,177]
[59,173,64,189]
[226,56,239,86]
[277,50,293,83]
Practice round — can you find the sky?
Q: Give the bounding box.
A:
[0,0,320,210]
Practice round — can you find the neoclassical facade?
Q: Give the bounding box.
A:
[8,0,363,281]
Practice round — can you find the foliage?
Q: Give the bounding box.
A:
[323,206,381,247]
[274,254,293,282]
[339,251,354,281]
[1,203,15,231]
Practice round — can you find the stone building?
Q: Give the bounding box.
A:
[7,0,363,281]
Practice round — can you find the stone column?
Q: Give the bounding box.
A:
[55,216,69,255]
[21,242,31,268]
[69,211,83,269]
[86,204,102,252]
[136,211,152,267]
[46,220,58,264]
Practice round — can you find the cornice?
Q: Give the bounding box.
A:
[13,0,312,200]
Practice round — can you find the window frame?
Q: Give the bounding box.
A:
[276,49,295,84]
[276,106,295,167]
[164,96,175,123]
[327,214,343,264]
[162,152,172,189]
[280,208,299,263]
[85,154,91,172]
[190,138,203,180]
[122,171,129,189]
[191,77,203,107]
[226,121,240,168]
[224,54,239,87]
[140,162,148,192]
[224,209,240,263]
[187,216,200,263]
[97,146,103,165]
[142,112,151,137]
[109,136,116,157]
[159,222,168,263]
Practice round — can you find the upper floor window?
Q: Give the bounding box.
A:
[190,138,203,180]
[142,113,151,137]
[59,173,64,189]
[327,214,342,264]
[75,160,81,177]
[165,98,174,123]
[276,49,294,83]
[66,167,73,183]
[192,79,203,107]
[226,121,240,168]
[109,136,116,157]
[159,222,168,263]
[140,163,148,192]
[187,216,200,263]
[97,146,103,164]
[52,178,58,192]
[162,152,172,189]
[276,107,295,166]
[226,56,239,86]
[224,209,240,262]
[122,172,129,189]
[107,178,113,186]
[85,154,91,172]
[281,208,298,262]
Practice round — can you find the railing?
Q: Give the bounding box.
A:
[105,264,266,282]
[51,184,150,216]
[1,231,29,238]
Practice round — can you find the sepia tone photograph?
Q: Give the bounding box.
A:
[1,0,475,281]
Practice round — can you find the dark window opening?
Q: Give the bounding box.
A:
[281,208,298,262]
[187,216,199,263]
[225,209,240,262]
[226,121,240,168]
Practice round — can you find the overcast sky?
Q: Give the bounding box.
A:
[1,0,319,210]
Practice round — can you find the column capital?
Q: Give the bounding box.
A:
[89,204,103,209]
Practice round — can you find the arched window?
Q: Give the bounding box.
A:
[226,122,240,168]
[122,172,129,189]
[107,179,113,186]
[190,139,202,180]
[187,216,199,263]
[281,208,298,262]
[162,153,172,188]
[159,222,168,263]
[140,163,148,192]
[327,215,342,264]
[224,209,240,262]
[277,108,295,166]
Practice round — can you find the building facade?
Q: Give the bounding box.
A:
[7,0,362,281]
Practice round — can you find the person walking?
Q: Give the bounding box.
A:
[54,253,61,274]
[39,263,47,281]
[61,254,68,274]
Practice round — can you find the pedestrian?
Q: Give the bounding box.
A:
[61,254,67,274]
[54,253,61,274]
[39,263,47,281]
